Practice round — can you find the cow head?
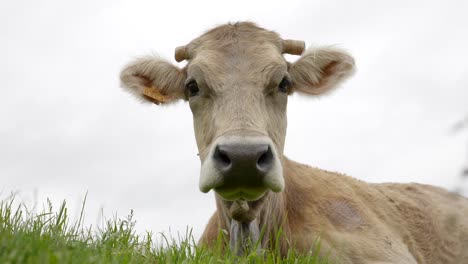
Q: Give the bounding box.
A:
[120,22,355,222]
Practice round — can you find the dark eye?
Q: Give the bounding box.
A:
[278,77,290,93]
[185,80,199,97]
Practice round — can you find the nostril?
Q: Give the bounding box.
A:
[257,146,273,172]
[214,146,232,169]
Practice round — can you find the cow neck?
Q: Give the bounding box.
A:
[216,180,289,255]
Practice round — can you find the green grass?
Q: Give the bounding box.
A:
[0,194,330,263]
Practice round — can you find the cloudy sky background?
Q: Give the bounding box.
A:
[2,0,467,240]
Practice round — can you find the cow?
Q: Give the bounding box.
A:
[120,22,468,263]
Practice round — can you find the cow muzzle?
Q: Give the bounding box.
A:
[199,135,284,201]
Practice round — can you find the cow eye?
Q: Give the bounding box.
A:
[185,80,199,97]
[278,77,290,93]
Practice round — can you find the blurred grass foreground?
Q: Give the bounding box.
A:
[0,194,329,264]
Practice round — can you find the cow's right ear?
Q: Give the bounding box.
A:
[120,57,186,105]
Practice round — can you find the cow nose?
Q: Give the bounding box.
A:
[212,143,274,186]
[199,135,285,197]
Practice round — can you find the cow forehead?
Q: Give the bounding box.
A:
[185,22,285,70]
[184,23,288,92]
[187,22,283,53]
[188,45,285,74]
[187,50,287,95]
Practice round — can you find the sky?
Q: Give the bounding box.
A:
[1,0,468,241]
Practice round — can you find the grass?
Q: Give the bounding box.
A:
[0,194,331,264]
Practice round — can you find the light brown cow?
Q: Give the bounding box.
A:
[120,22,468,263]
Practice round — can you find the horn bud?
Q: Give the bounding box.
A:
[282,39,305,55]
[175,46,188,62]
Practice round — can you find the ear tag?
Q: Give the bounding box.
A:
[143,87,170,105]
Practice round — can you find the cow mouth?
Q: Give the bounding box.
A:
[214,186,267,202]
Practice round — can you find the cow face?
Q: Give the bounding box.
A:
[120,22,355,204]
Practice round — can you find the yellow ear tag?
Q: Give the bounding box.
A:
[142,87,170,105]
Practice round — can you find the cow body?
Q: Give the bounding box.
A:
[120,22,468,264]
[201,158,468,263]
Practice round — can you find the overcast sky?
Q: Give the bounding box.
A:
[1,0,467,240]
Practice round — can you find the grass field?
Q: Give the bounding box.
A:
[0,195,330,264]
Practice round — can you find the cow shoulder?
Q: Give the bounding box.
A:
[198,210,223,248]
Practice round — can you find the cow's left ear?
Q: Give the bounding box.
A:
[288,47,355,95]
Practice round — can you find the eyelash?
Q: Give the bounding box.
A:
[185,80,199,97]
[278,77,290,93]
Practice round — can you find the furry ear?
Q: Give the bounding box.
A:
[120,57,186,104]
[289,47,355,95]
